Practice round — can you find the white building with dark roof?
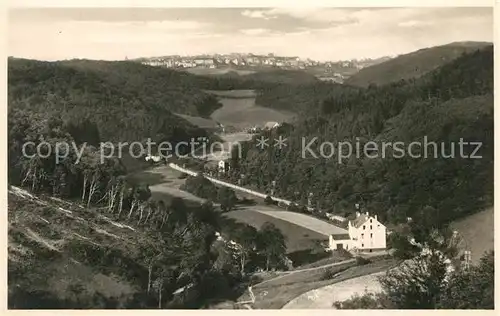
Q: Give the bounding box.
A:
[328,211,387,252]
[348,212,387,251]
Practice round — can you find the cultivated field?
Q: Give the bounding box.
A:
[225,208,327,253]
[254,210,348,237]
[225,207,327,252]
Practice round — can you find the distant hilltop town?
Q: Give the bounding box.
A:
[133,53,392,83]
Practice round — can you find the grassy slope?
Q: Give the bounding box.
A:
[225,208,327,254]
[345,42,492,87]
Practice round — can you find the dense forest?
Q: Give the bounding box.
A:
[8,58,220,145]
[229,46,493,227]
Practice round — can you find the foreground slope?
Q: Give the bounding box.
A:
[7,185,253,309]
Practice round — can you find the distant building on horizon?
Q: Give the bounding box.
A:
[263,121,280,130]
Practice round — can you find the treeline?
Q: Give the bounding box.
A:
[181,174,238,212]
[228,46,493,227]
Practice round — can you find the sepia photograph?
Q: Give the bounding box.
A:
[6,4,494,310]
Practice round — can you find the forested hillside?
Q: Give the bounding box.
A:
[229,46,493,227]
[345,41,491,87]
[8,58,221,145]
[254,82,359,113]
[7,57,293,308]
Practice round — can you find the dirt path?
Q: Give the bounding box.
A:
[253,258,356,287]
[136,166,207,204]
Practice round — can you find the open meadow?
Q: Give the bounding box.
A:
[207,90,295,130]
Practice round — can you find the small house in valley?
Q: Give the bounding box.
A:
[328,212,387,252]
[347,212,387,251]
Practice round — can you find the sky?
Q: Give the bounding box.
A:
[8,7,493,61]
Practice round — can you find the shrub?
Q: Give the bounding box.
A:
[356,256,372,265]
[264,196,274,205]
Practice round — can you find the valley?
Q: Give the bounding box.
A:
[7,39,494,310]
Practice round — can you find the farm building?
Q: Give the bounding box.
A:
[329,233,352,251]
[347,212,387,251]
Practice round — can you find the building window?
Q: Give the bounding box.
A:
[361,243,364,247]
[370,233,373,238]
[370,225,372,230]
[361,233,364,239]
[363,225,366,230]
[370,219,372,223]
[377,224,380,228]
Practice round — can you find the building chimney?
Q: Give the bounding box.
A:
[374,215,378,220]
[356,212,360,218]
